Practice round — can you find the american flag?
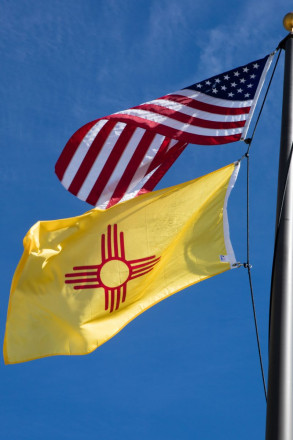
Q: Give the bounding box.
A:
[55,53,273,209]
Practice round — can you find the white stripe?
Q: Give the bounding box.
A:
[118,168,158,205]
[143,98,248,122]
[222,161,240,268]
[115,133,167,197]
[96,166,159,209]
[126,137,180,186]
[111,141,185,208]
[170,89,253,108]
[95,127,147,206]
[134,133,167,169]
[116,109,243,137]
[95,136,179,209]
[61,119,108,189]
[166,138,178,151]
[115,139,183,207]
[77,122,127,201]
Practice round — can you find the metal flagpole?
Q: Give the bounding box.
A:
[266,13,293,440]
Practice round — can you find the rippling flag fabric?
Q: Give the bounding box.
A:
[55,54,273,209]
[4,162,239,364]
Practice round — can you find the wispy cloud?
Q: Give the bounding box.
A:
[194,0,286,80]
[143,0,206,62]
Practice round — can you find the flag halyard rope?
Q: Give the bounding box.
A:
[243,144,267,402]
[239,47,282,402]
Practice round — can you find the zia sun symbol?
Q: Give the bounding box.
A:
[65,224,160,313]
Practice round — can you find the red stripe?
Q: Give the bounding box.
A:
[74,284,100,289]
[110,290,115,313]
[68,119,117,196]
[101,234,106,261]
[106,114,242,145]
[134,103,246,129]
[85,124,137,206]
[116,288,121,310]
[73,265,99,270]
[65,271,98,277]
[131,263,158,273]
[137,142,188,196]
[55,119,99,180]
[113,224,119,258]
[130,256,159,268]
[65,277,99,284]
[129,256,157,264]
[122,284,126,302]
[149,137,171,171]
[120,232,125,259]
[105,290,109,310]
[107,225,112,259]
[159,94,251,115]
[105,130,158,208]
[131,268,153,280]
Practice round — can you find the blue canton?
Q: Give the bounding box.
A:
[185,55,270,101]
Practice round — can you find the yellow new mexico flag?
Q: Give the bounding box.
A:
[4,162,240,364]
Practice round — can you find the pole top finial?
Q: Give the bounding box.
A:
[283,12,293,32]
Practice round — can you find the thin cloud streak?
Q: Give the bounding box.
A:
[195,0,285,80]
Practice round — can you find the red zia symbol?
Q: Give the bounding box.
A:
[65,224,160,312]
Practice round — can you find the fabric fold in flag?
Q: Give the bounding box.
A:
[55,54,273,209]
[5,162,239,364]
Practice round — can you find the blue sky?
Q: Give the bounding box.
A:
[1,1,291,439]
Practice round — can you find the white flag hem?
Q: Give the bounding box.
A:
[241,53,275,140]
[222,161,240,268]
